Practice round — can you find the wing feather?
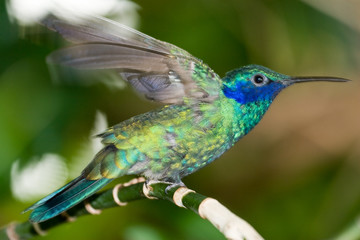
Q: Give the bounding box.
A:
[47,43,171,71]
[43,15,222,104]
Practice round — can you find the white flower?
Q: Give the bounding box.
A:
[11,111,108,202]
[11,154,68,202]
[6,0,139,28]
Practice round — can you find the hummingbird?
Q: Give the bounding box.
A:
[24,15,348,223]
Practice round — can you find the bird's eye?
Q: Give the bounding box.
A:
[251,74,269,86]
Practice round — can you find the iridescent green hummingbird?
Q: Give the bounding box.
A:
[24,15,348,223]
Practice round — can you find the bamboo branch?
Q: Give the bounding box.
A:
[0,178,263,240]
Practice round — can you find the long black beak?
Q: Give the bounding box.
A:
[284,76,350,85]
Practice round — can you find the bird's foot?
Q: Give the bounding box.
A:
[144,180,186,196]
[165,181,186,194]
[143,180,161,199]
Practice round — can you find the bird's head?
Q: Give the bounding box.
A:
[222,64,348,104]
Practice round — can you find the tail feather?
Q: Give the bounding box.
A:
[24,146,121,223]
[26,176,112,223]
[23,178,78,213]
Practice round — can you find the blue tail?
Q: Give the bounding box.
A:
[24,176,112,223]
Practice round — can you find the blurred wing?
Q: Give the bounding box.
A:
[43,15,222,104]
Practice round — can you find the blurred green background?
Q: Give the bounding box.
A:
[1,0,360,239]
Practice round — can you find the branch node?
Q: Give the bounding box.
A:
[112,184,128,206]
[32,222,47,236]
[84,201,102,215]
[60,211,77,222]
[6,222,19,240]
[113,177,146,206]
[143,183,157,200]
[173,187,195,208]
[124,177,146,187]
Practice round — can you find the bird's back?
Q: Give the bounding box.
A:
[91,97,237,182]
